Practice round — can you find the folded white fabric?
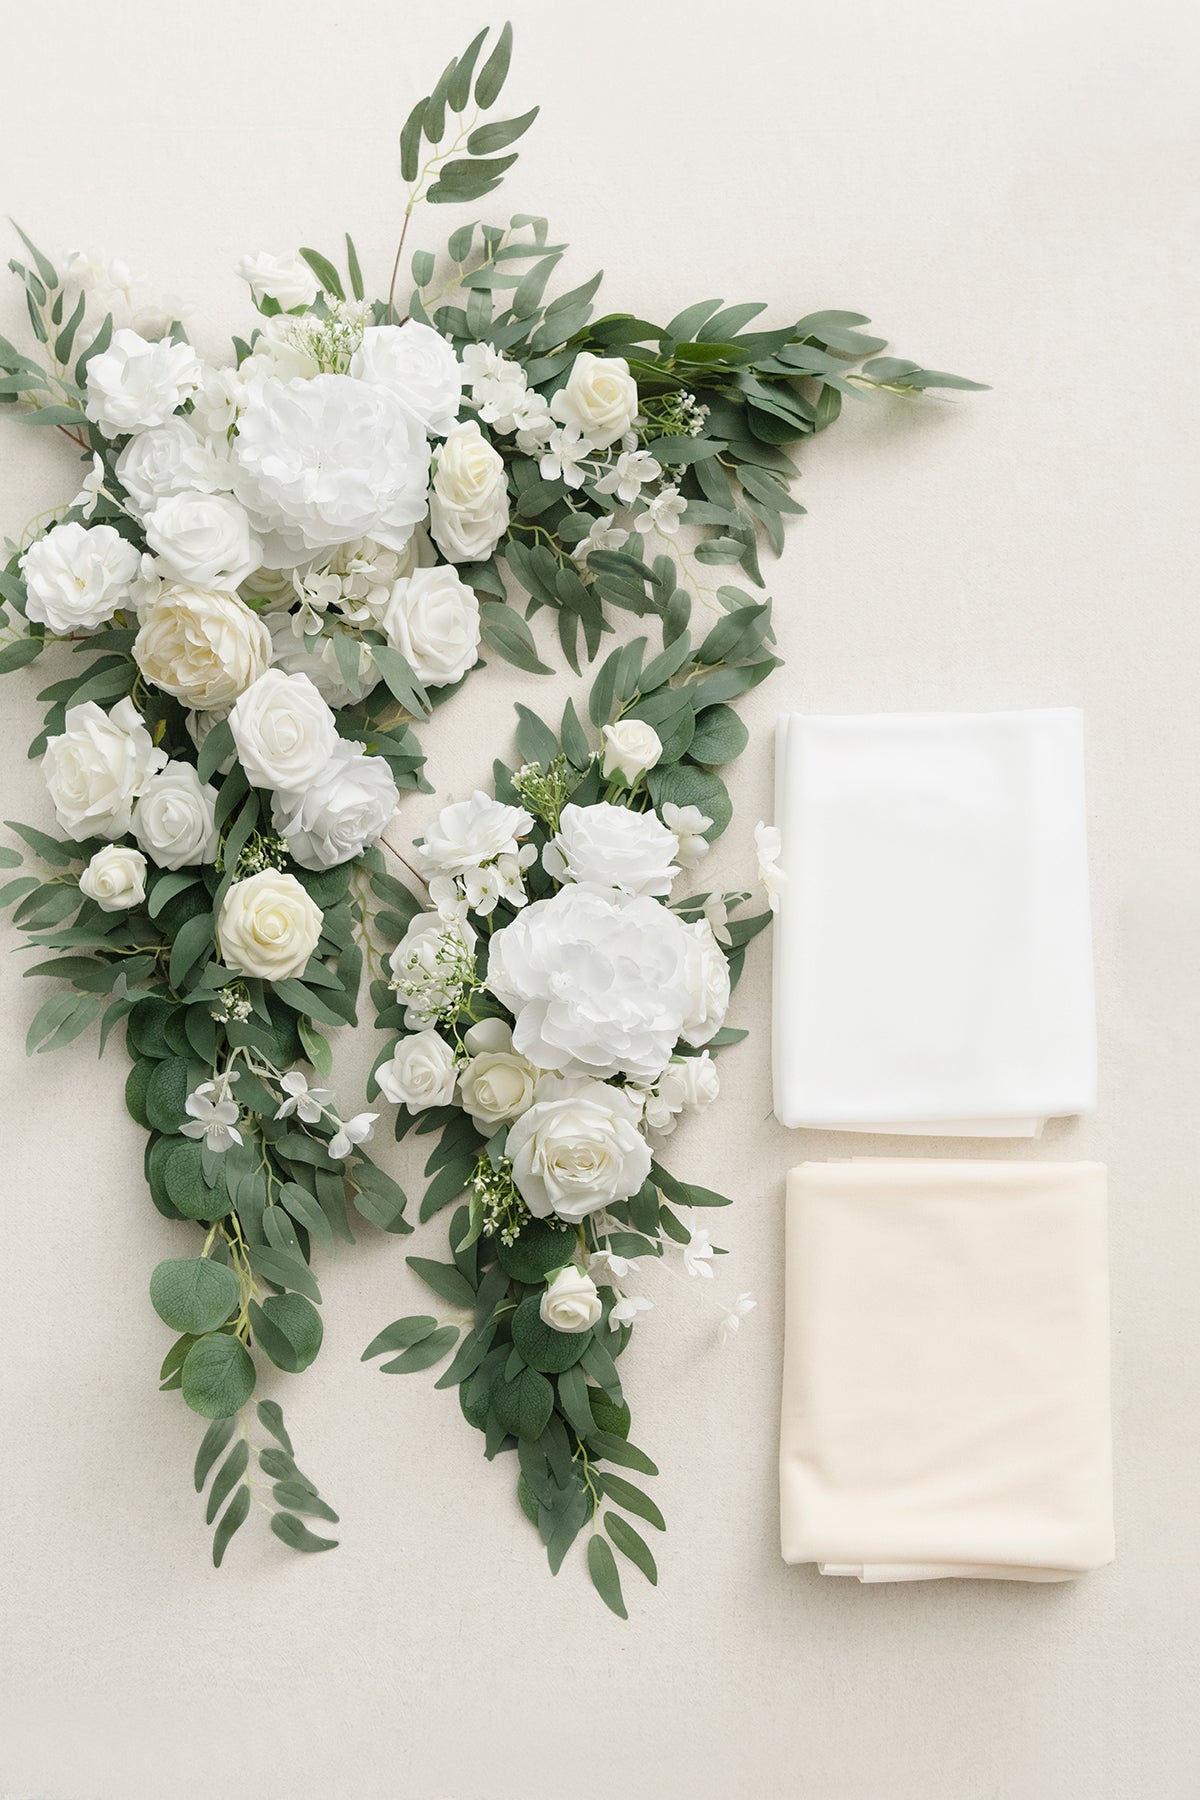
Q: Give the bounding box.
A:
[780,1159,1114,1582]
[771,708,1096,1136]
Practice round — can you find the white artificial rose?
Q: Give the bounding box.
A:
[418,791,534,879]
[43,696,167,839]
[487,883,699,1083]
[265,615,382,708]
[217,870,323,980]
[134,584,271,710]
[143,491,260,588]
[84,327,202,438]
[679,917,731,1048]
[458,1017,538,1127]
[115,418,229,517]
[232,374,431,567]
[380,563,480,687]
[601,719,662,784]
[132,761,219,870]
[228,668,337,793]
[427,421,510,563]
[20,522,141,634]
[270,737,399,870]
[654,1051,721,1130]
[79,844,148,912]
[375,1028,458,1112]
[350,322,462,437]
[509,1079,650,1223]
[544,801,680,898]
[234,251,319,312]
[550,352,638,450]
[388,909,477,1029]
[539,1265,604,1334]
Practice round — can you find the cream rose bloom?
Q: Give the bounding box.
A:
[544,801,680,898]
[601,719,662,784]
[79,844,148,911]
[43,696,167,839]
[84,328,203,438]
[375,1028,458,1113]
[20,521,142,634]
[217,870,323,980]
[427,421,510,563]
[380,563,480,687]
[134,585,271,710]
[132,761,219,870]
[228,668,337,792]
[509,1078,651,1222]
[144,491,260,588]
[350,322,462,437]
[457,1017,538,1128]
[270,736,399,870]
[539,1265,603,1335]
[550,352,638,450]
[234,251,319,312]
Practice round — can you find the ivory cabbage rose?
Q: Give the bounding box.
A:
[457,1018,538,1128]
[679,917,731,1047]
[234,251,319,312]
[43,696,167,839]
[350,322,462,436]
[115,418,229,516]
[427,421,510,563]
[544,801,680,898]
[380,564,480,687]
[217,870,323,980]
[228,668,337,792]
[143,491,260,588]
[134,585,271,710]
[539,1265,603,1335]
[487,883,700,1082]
[508,1079,650,1222]
[84,327,203,438]
[20,522,141,634]
[79,844,148,912]
[270,736,399,870]
[375,1029,458,1113]
[601,719,662,783]
[550,352,638,450]
[132,762,219,870]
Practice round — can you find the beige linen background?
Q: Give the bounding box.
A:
[1,2,1197,1796]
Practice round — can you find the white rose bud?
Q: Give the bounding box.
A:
[79,844,148,912]
[601,719,662,784]
[539,1265,603,1335]
[550,352,639,450]
[457,1017,538,1127]
[350,322,463,437]
[143,491,260,588]
[217,870,323,981]
[84,328,203,439]
[657,1050,721,1116]
[234,251,320,312]
[43,696,167,839]
[132,761,219,870]
[134,585,271,710]
[229,668,337,792]
[427,420,510,563]
[380,563,481,688]
[20,522,142,635]
[375,1028,458,1112]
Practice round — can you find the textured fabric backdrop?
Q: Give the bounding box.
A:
[1,2,1196,1796]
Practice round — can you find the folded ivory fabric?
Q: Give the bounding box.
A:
[771,708,1096,1136]
[780,1159,1114,1582]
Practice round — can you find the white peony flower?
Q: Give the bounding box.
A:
[661,801,712,869]
[350,322,462,437]
[232,374,431,567]
[679,917,731,1048]
[380,563,480,688]
[375,1028,458,1112]
[43,696,167,839]
[550,352,638,451]
[134,585,271,710]
[487,883,700,1083]
[755,820,784,911]
[20,522,141,634]
[229,668,337,793]
[115,418,229,517]
[601,719,662,784]
[389,909,478,1029]
[509,1079,651,1223]
[217,869,323,980]
[457,1017,538,1128]
[609,1293,653,1331]
[544,801,680,898]
[143,491,260,588]
[427,420,510,563]
[132,761,219,870]
[79,844,147,911]
[235,251,319,312]
[84,328,202,439]
[539,1265,603,1334]
[270,737,398,870]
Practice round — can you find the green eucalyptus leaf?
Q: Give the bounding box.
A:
[150,1257,240,1335]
